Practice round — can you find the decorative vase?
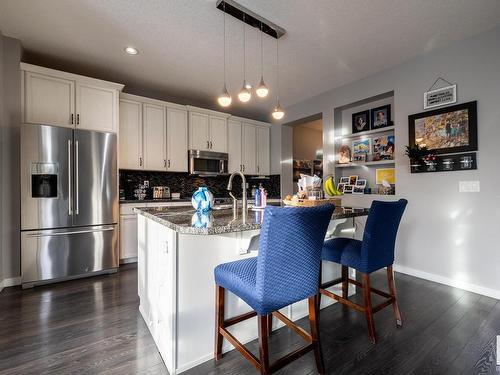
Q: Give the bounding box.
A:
[191,187,214,212]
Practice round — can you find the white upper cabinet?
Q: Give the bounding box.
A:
[167,108,188,172]
[256,126,270,175]
[189,112,210,151]
[209,116,227,153]
[21,63,123,132]
[119,99,143,170]
[241,123,257,175]
[143,104,167,171]
[24,71,75,127]
[76,83,118,132]
[227,120,242,173]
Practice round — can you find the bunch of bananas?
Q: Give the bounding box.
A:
[324,176,343,196]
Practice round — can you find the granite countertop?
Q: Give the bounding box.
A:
[134,204,370,235]
[120,198,192,204]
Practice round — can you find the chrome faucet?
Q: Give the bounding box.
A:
[227,171,247,221]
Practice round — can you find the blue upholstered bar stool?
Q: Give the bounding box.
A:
[214,204,334,375]
[319,199,408,343]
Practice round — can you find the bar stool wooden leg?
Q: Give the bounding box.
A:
[308,296,325,374]
[361,273,377,343]
[258,315,270,374]
[341,266,349,299]
[267,314,273,336]
[387,265,403,327]
[215,285,224,361]
[317,264,322,313]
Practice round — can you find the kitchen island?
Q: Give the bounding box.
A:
[135,204,369,374]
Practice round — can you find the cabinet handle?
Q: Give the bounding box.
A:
[210,141,213,149]
[206,141,210,149]
[243,164,245,172]
[239,164,242,172]
[168,159,171,168]
[257,166,259,173]
[164,159,167,168]
[76,114,80,125]
[71,114,74,125]
[139,157,143,167]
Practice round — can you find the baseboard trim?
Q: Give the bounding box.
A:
[0,277,21,292]
[394,264,500,300]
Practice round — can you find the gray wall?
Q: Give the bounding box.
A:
[0,33,21,285]
[283,26,500,298]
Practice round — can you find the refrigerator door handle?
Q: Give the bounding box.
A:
[25,226,115,237]
[75,140,79,215]
[68,139,73,215]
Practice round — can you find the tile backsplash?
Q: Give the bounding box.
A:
[120,170,281,200]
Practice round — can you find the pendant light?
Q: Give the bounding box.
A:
[272,37,285,120]
[217,2,232,107]
[255,22,269,98]
[238,14,252,103]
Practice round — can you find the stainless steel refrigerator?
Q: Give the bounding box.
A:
[20,124,119,288]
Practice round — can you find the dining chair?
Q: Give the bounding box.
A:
[319,199,408,343]
[214,204,334,374]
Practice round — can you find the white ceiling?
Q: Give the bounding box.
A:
[2,0,500,121]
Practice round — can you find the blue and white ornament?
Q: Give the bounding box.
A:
[191,187,214,212]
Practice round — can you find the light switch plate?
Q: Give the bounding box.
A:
[459,181,480,193]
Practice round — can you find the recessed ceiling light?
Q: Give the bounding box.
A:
[124,46,138,55]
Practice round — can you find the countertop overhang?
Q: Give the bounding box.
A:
[134,204,370,235]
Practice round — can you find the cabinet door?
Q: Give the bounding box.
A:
[227,120,242,173]
[120,215,138,260]
[119,99,143,169]
[189,112,210,150]
[209,116,227,153]
[167,108,188,172]
[241,124,257,175]
[256,126,270,175]
[24,71,75,127]
[76,83,118,132]
[143,104,167,171]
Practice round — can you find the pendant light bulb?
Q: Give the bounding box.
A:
[218,84,232,107]
[256,76,269,98]
[272,101,285,120]
[238,81,252,103]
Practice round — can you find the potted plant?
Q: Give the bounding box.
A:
[405,144,429,173]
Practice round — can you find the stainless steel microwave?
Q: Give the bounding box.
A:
[189,150,228,176]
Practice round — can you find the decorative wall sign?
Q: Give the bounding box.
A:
[352,138,371,155]
[410,152,477,174]
[375,168,396,185]
[424,85,457,109]
[409,101,477,155]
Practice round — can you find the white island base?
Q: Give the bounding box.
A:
[137,214,360,374]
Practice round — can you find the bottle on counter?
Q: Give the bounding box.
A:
[258,183,267,208]
[254,186,261,207]
[251,185,257,199]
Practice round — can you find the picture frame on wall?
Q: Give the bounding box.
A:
[338,144,352,164]
[337,183,346,193]
[408,101,477,155]
[348,175,358,186]
[352,138,371,155]
[371,104,392,130]
[352,110,370,133]
[339,177,350,184]
[344,185,353,194]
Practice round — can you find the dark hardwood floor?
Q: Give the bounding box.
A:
[0,264,498,375]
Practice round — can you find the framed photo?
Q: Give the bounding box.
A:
[337,183,345,193]
[375,168,395,185]
[355,179,367,188]
[371,104,392,130]
[372,135,395,161]
[352,110,370,133]
[348,175,358,186]
[408,101,477,155]
[338,144,352,164]
[344,185,353,194]
[352,154,366,162]
[352,138,371,155]
[353,187,365,194]
[339,177,350,184]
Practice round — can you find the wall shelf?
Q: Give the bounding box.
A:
[340,126,394,140]
[335,160,395,168]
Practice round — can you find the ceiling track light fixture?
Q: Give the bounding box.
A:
[215,0,286,113]
[217,1,232,107]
